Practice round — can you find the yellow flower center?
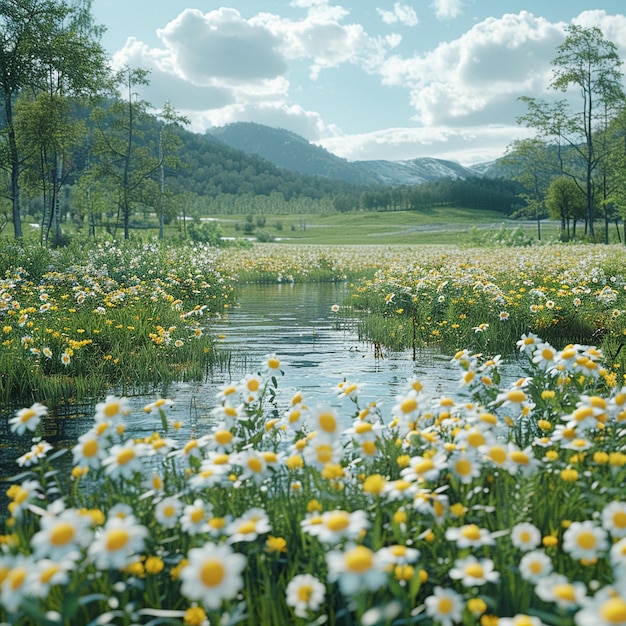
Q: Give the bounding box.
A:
[316,444,333,463]
[104,402,120,417]
[344,546,373,573]
[238,521,256,535]
[576,531,596,550]
[489,446,507,464]
[298,584,313,602]
[106,529,129,552]
[464,563,484,578]
[455,459,472,476]
[50,522,75,546]
[612,512,626,529]
[83,440,98,459]
[190,509,204,524]
[362,441,376,455]
[40,564,60,584]
[507,390,526,403]
[318,412,337,433]
[510,450,529,464]
[117,448,135,465]
[438,598,454,615]
[325,511,350,532]
[9,567,26,590]
[414,459,435,475]
[553,584,576,602]
[401,398,417,414]
[200,560,225,587]
[20,409,36,423]
[460,525,481,541]
[600,597,626,622]
[214,430,233,445]
[247,457,263,473]
[467,432,485,447]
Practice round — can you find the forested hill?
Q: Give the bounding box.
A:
[167,128,366,200]
[209,122,482,185]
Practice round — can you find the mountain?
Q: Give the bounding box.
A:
[209,122,481,186]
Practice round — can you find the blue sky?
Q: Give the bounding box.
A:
[91,1,626,165]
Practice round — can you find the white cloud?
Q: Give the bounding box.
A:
[431,0,464,20]
[104,5,626,165]
[317,124,535,165]
[573,10,626,54]
[156,8,287,86]
[379,11,564,126]
[377,3,419,27]
[257,5,389,79]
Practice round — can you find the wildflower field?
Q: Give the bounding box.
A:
[2,240,626,625]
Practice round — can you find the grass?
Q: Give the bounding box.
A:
[211,208,561,245]
[11,207,568,247]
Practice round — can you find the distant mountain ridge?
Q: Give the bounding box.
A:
[209,122,495,186]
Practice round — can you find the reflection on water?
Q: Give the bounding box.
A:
[1,282,515,487]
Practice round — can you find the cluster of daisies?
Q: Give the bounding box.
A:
[2,337,626,625]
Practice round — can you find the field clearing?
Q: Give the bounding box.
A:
[207,208,563,245]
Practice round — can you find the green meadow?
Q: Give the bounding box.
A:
[1,236,626,626]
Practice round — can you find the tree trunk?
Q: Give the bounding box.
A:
[5,98,22,238]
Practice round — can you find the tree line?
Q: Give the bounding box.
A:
[503,24,626,243]
[2,3,626,245]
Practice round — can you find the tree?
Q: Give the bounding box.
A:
[501,138,558,240]
[91,66,162,239]
[518,25,625,238]
[154,102,189,239]
[0,0,107,239]
[545,176,586,240]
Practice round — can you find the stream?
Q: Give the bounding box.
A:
[1,282,498,491]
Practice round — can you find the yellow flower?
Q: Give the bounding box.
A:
[266,536,287,553]
[561,468,579,482]
[145,556,164,575]
[184,606,207,625]
[362,474,386,495]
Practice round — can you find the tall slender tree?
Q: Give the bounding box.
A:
[518,25,625,238]
[92,66,162,239]
[0,0,107,239]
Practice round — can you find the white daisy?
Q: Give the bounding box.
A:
[511,522,542,552]
[180,499,212,536]
[573,586,626,626]
[449,555,499,587]
[445,524,496,549]
[179,542,246,610]
[602,501,626,539]
[226,507,271,544]
[519,550,553,583]
[326,544,387,596]
[301,509,370,545]
[31,506,93,560]
[534,573,587,610]
[424,586,464,626]
[563,520,609,561]
[154,496,182,529]
[88,515,148,570]
[285,573,326,618]
[102,440,150,480]
[9,402,47,435]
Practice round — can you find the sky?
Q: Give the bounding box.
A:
[90,1,626,166]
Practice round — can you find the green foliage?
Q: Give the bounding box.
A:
[187,220,223,246]
[0,239,235,405]
[466,224,534,248]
